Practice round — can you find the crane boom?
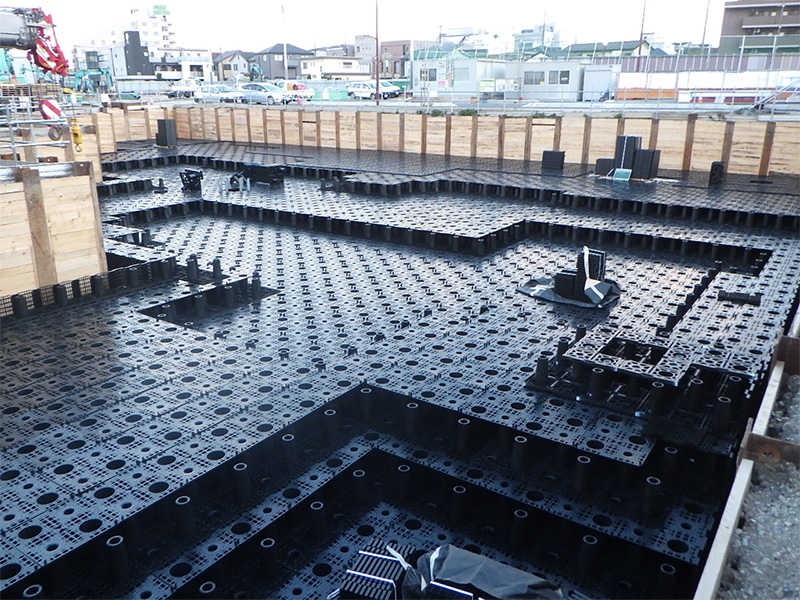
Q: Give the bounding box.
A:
[0,7,68,76]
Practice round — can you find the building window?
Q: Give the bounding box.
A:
[233,64,238,71]
[560,71,570,84]
[303,62,308,69]
[275,54,283,61]
[524,71,544,85]
[453,68,469,82]
[420,68,437,81]
[343,61,352,66]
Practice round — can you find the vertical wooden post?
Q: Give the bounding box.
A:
[444,114,452,156]
[315,111,322,147]
[162,106,169,120]
[355,111,361,150]
[758,122,776,177]
[230,109,237,143]
[720,121,735,170]
[144,108,152,140]
[376,112,382,151]
[398,113,405,152]
[648,119,660,150]
[186,108,194,140]
[523,116,532,161]
[682,113,697,171]
[72,161,108,273]
[246,108,253,144]
[200,108,208,140]
[335,111,341,148]
[107,111,117,150]
[298,110,304,146]
[91,113,103,154]
[581,116,592,165]
[214,108,222,142]
[122,105,132,141]
[64,132,76,163]
[262,109,269,145]
[20,168,56,286]
[280,110,286,146]
[553,116,563,151]
[497,115,506,160]
[470,115,478,158]
[420,114,428,155]
[615,117,625,138]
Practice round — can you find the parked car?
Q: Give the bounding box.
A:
[238,82,287,105]
[346,80,401,99]
[195,85,243,104]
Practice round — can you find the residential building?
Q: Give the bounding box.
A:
[148,46,213,81]
[513,25,563,54]
[82,4,177,49]
[719,0,800,54]
[299,55,370,80]
[561,40,661,59]
[251,44,313,80]
[213,50,255,82]
[311,44,355,58]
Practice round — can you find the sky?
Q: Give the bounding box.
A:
[17,0,727,55]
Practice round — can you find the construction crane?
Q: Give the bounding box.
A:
[249,62,263,82]
[73,68,113,93]
[0,7,68,76]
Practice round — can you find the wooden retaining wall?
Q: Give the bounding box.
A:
[0,163,107,297]
[106,106,800,177]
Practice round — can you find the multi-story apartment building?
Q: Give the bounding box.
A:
[719,0,800,53]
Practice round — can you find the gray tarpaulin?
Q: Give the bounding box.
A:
[400,544,563,599]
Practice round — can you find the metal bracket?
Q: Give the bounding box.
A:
[739,418,800,467]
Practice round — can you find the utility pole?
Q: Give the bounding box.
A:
[281,5,289,81]
[700,0,711,67]
[636,0,647,73]
[375,0,380,106]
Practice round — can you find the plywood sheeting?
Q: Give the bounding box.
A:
[174,108,191,140]
[356,112,378,151]
[529,119,556,158]
[449,116,473,157]
[727,122,767,175]
[623,119,652,148]
[426,116,447,155]
[691,120,727,173]
[475,116,499,159]
[319,112,338,148]
[656,119,688,170]
[587,118,619,164]
[380,113,401,152]
[503,117,527,161]
[402,114,422,154]
[560,117,586,164]
[0,183,36,295]
[769,122,800,175]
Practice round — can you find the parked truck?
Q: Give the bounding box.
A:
[165,78,201,98]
